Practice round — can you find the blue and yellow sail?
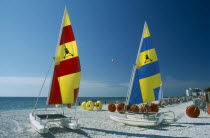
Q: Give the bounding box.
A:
[127,22,163,105]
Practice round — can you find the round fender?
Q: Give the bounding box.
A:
[95,101,103,110]
[186,105,200,118]
[130,105,139,113]
[208,105,210,115]
[126,105,132,111]
[55,104,61,108]
[108,103,116,112]
[150,103,159,113]
[139,105,145,112]
[139,104,151,113]
[117,103,125,114]
[81,102,87,110]
[208,109,210,115]
[86,101,94,111]
[143,104,151,113]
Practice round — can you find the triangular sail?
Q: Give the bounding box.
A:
[48,8,81,105]
[127,22,162,105]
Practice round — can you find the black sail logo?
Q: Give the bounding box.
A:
[144,53,152,63]
[63,44,74,59]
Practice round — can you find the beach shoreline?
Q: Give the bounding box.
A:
[0,102,210,138]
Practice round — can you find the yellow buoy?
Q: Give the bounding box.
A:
[55,104,61,108]
[95,101,103,110]
[86,101,94,111]
[81,102,87,109]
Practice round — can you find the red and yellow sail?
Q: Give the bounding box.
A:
[48,8,81,104]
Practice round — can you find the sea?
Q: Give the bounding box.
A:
[0,97,126,111]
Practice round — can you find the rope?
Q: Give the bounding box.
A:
[32,58,54,113]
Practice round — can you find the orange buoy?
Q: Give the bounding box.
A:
[108,103,116,112]
[144,104,151,113]
[139,105,144,112]
[67,104,71,108]
[117,103,125,114]
[130,105,139,113]
[186,105,200,118]
[150,103,159,113]
[208,109,210,115]
[207,105,210,115]
[139,104,151,113]
[126,105,132,111]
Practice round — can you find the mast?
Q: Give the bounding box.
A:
[125,21,147,105]
[46,7,67,105]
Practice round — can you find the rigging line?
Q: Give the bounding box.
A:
[33,58,54,113]
[46,7,66,105]
[126,22,147,105]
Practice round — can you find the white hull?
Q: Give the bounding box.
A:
[29,113,49,134]
[110,114,164,127]
[29,113,80,133]
[162,113,184,123]
[126,111,184,124]
[60,118,80,130]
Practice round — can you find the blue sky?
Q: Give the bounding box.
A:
[0,0,209,97]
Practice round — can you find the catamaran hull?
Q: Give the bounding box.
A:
[29,113,49,134]
[126,112,184,124]
[162,113,184,123]
[60,119,80,130]
[30,113,80,133]
[110,114,164,127]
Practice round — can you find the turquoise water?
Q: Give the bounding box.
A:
[0,97,126,111]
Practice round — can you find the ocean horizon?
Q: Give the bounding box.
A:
[0,97,126,111]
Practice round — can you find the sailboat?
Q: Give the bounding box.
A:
[29,8,81,133]
[110,22,183,126]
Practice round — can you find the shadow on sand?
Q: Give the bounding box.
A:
[80,126,189,138]
[37,123,190,138]
[87,109,108,112]
[180,122,210,126]
[197,117,210,119]
[40,127,91,138]
[149,123,186,131]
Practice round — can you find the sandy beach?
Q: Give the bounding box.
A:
[0,101,210,138]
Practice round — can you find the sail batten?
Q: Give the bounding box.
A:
[48,8,81,105]
[127,22,162,105]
